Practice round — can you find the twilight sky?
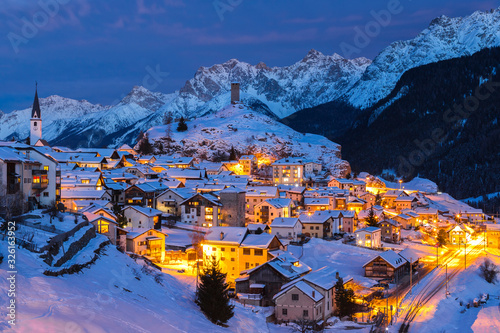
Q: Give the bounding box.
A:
[0,0,497,112]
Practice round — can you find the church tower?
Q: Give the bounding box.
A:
[30,83,42,145]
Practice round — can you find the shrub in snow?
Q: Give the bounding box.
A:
[479,259,499,284]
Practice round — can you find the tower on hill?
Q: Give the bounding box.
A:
[231,82,240,104]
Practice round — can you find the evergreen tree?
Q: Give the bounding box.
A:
[374,192,382,206]
[365,206,379,227]
[163,112,173,143]
[228,146,237,161]
[195,257,234,325]
[177,117,188,132]
[436,229,448,247]
[334,276,355,319]
[137,133,153,155]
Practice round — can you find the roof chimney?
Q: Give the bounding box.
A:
[220,231,224,240]
[312,291,315,298]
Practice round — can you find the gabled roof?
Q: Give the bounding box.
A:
[271,217,300,228]
[240,234,281,249]
[262,198,292,209]
[125,228,167,240]
[304,197,330,206]
[246,223,270,232]
[274,280,324,302]
[205,227,248,245]
[355,226,380,233]
[122,205,162,217]
[398,248,420,264]
[363,250,406,269]
[378,219,401,228]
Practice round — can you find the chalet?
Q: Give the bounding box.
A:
[355,227,381,248]
[303,197,331,212]
[394,196,418,212]
[156,188,195,216]
[378,219,402,243]
[486,224,500,249]
[122,205,162,229]
[117,144,137,156]
[203,227,283,283]
[338,210,356,233]
[394,213,418,230]
[298,211,336,238]
[254,198,293,224]
[359,192,376,208]
[180,192,222,227]
[235,252,310,306]
[274,267,352,324]
[165,168,206,185]
[327,178,366,196]
[84,212,126,249]
[277,185,306,205]
[363,250,407,282]
[382,190,408,209]
[415,208,439,224]
[245,186,279,221]
[346,196,366,213]
[126,228,166,262]
[447,224,472,245]
[60,189,112,211]
[462,209,486,224]
[270,217,302,241]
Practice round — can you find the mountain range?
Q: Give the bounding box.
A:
[1,7,500,198]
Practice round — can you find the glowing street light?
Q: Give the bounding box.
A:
[399,179,403,190]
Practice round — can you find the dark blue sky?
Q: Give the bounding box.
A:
[0,0,496,112]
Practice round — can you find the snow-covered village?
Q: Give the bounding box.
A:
[1,2,500,333]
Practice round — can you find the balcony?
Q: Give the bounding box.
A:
[32,170,48,190]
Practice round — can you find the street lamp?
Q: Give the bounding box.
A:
[399,179,403,190]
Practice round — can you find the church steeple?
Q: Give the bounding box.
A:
[31,82,41,119]
[30,82,42,145]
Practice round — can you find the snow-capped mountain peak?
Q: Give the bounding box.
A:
[344,7,500,109]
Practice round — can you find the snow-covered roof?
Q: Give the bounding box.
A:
[398,248,420,263]
[245,186,278,197]
[274,280,324,302]
[363,250,406,269]
[240,234,279,249]
[271,217,300,228]
[205,227,248,245]
[298,210,340,224]
[123,205,162,217]
[246,223,269,232]
[61,189,107,199]
[355,226,380,234]
[304,197,330,206]
[263,198,292,209]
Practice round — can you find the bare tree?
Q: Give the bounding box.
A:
[0,185,28,221]
[480,259,499,283]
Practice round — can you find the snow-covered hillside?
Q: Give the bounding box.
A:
[145,103,350,176]
[0,241,273,332]
[344,7,500,109]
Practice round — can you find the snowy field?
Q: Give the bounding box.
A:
[404,256,500,333]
